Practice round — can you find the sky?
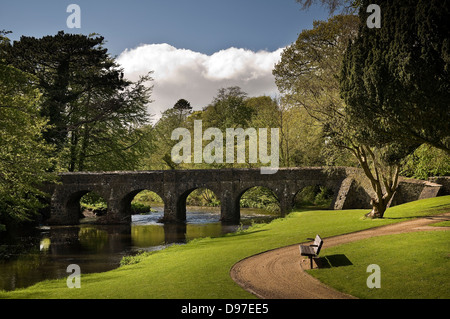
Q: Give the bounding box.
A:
[1,0,332,120]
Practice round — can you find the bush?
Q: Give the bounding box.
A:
[186,188,220,207]
[120,250,154,266]
[132,190,163,204]
[294,185,333,209]
[130,202,152,214]
[401,144,450,179]
[239,187,280,213]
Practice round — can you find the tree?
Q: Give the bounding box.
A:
[61,72,153,171]
[274,14,410,218]
[202,86,253,130]
[245,96,279,128]
[3,31,153,171]
[338,0,450,217]
[145,105,192,170]
[173,98,192,122]
[273,14,359,166]
[340,0,450,154]
[401,144,450,180]
[295,0,361,14]
[0,34,55,228]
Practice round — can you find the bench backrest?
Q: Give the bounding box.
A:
[313,234,323,255]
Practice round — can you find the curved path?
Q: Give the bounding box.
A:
[230,213,450,299]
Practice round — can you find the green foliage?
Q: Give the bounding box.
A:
[240,187,280,213]
[143,86,328,171]
[80,192,105,206]
[294,185,334,208]
[140,107,190,170]
[120,250,155,266]
[3,31,153,172]
[173,98,192,120]
[130,202,152,215]
[336,1,450,215]
[79,192,107,215]
[0,48,56,226]
[202,86,254,130]
[186,188,220,207]
[340,0,450,153]
[273,15,360,166]
[401,144,450,179]
[130,190,162,214]
[84,190,157,215]
[132,190,163,204]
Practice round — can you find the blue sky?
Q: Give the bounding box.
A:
[1,0,333,117]
[2,0,331,56]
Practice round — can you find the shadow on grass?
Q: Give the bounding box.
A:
[383,213,450,221]
[225,229,268,238]
[382,215,428,220]
[316,254,353,268]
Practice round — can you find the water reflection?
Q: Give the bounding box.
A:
[0,207,274,291]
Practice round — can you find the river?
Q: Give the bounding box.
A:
[0,206,276,292]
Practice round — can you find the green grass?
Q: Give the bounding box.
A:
[308,231,450,299]
[431,220,450,227]
[0,196,449,299]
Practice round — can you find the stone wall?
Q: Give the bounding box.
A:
[45,168,448,225]
[428,176,450,195]
[389,178,442,207]
[335,168,446,209]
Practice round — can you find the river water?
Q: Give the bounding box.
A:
[0,207,275,292]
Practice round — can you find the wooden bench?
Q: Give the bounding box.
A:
[299,234,323,269]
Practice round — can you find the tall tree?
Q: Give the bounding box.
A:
[274,14,409,218]
[273,14,359,165]
[202,86,253,130]
[339,0,450,217]
[3,31,153,171]
[0,34,55,228]
[295,0,361,13]
[146,105,192,170]
[173,98,192,122]
[340,0,450,154]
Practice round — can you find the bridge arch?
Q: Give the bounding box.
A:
[236,185,282,217]
[63,188,110,224]
[48,168,394,226]
[116,188,165,219]
[175,186,221,223]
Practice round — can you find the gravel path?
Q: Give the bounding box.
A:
[230,213,450,299]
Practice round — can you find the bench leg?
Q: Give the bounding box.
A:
[309,256,313,269]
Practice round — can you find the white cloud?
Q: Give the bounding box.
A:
[117,44,283,121]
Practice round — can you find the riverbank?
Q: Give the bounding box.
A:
[231,212,450,299]
[1,196,449,299]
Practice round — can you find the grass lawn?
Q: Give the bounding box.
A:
[0,195,449,299]
[307,231,450,299]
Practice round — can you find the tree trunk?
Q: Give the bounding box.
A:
[68,131,78,172]
[78,127,89,171]
[366,197,387,219]
[352,145,400,219]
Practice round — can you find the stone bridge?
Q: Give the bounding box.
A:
[45,167,445,225]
